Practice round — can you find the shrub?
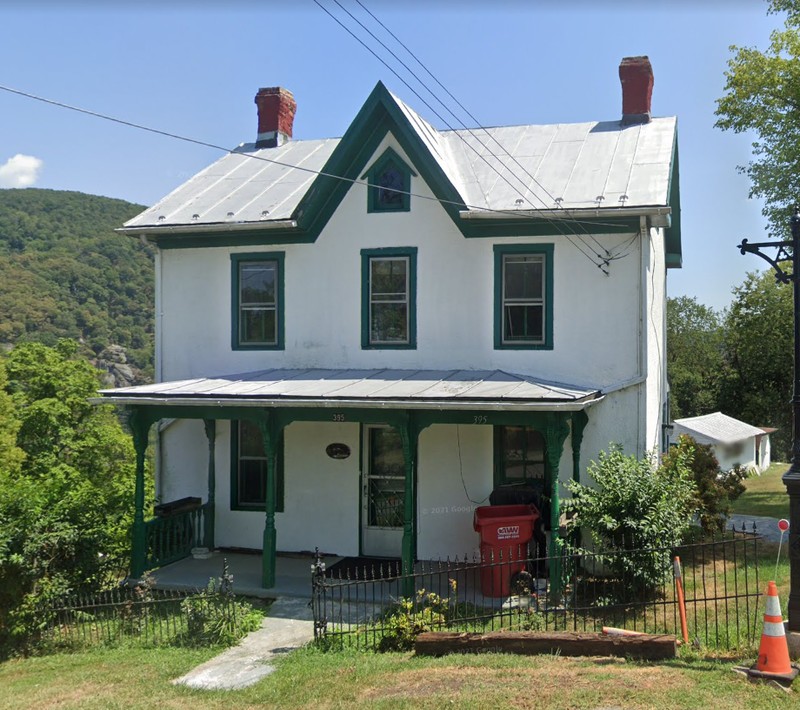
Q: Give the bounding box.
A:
[563,444,697,594]
[177,563,263,647]
[377,589,449,652]
[661,435,746,534]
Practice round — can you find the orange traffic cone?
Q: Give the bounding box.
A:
[747,581,799,685]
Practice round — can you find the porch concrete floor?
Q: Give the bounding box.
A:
[145,551,338,599]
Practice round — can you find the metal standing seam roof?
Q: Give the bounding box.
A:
[96,368,601,410]
[122,86,677,231]
[672,412,767,445]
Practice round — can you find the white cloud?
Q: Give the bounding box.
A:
[0,154,43,188]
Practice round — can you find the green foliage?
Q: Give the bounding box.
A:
[563,445,697,593]
[0,340,148,656]
[377,589,450,651]
[0,359,24,475]
[715,1,800,238]
[0,189,153,375]
[721,270,793,458]
[178,573,263,648]
[666,296,726,419]
[661,436,746,535]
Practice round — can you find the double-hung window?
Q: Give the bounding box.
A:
[361,247,417,348]
[494,244,553,349]
[230,420,284,512]
[231,252,284,350]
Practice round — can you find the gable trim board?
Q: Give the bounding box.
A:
[117,81,681,265]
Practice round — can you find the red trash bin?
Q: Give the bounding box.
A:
[473,504,539,597]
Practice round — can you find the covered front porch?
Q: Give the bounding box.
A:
[96,368,601,597]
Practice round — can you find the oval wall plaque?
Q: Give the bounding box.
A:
[326,443,351,460]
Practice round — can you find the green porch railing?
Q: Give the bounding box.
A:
[143,503,209,571]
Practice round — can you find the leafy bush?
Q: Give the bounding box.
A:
[563,444,697,594]
[661,435,746,534]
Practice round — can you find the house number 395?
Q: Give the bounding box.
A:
[333,413,346,422]
[473,415,488,424]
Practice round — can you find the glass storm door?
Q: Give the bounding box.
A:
[361,426,404,557]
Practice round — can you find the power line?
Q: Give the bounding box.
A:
[314,0,610,273]
[353,0,612,259]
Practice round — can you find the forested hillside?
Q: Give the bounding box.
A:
[0,189,153,379]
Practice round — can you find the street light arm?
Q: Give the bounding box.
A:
[737,239,795,283]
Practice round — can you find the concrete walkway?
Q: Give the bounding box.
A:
[172,596,314,691]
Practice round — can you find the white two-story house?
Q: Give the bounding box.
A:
[99,56,681,590]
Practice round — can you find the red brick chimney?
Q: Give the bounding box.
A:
[619,56,653,125]
[254,87,296,148]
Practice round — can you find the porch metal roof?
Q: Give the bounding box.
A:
[96,368,601,411]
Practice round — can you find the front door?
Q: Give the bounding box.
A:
[361,425,404,557]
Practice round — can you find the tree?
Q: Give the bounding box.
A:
[666,296,726,419]
[722,270,793,458]
[661,435,746,534]
[0,341,146,655]
[715,0,800,238]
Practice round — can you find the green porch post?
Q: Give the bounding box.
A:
[128,407,152,578]
[399,413,419,598]
[256,414,280,589]
[203,419,216,550]
[570,411,589,549]
[544,412,570,603]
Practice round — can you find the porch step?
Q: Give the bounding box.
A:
[172,597,314,691]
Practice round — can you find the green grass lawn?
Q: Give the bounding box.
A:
[1,644,798,709]
[730,462,790,519]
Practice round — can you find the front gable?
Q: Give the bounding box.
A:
[293,81,468,241]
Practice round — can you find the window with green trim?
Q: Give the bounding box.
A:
[363,147,416,213]
[230,420,284,512]
[231,252,284,350]
[494,244,553,349]
[494,426,547,492]
[361,247,417,348]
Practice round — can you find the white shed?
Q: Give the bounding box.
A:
[671,412,773,473]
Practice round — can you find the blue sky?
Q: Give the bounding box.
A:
[0,0,785,311]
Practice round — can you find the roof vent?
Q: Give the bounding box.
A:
[255,87,297,149]
[619,56,653,125]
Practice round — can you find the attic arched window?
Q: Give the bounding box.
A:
[363,147,416,213]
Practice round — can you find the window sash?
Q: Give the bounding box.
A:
[369,257,409,344]
[238,260,278,346]
[502,254,545,344]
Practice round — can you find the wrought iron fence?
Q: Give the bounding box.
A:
[44,560,249,651]
[45,585,192,649]
[311,525,763,651]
